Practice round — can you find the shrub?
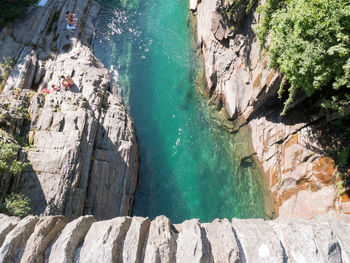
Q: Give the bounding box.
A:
[256,0,350,115]
[0,193,31,218]
[0,0,38,27]
[0,140,29,175]
[255,0,286,50]
[0,58,14,94]
[220,0,257,28]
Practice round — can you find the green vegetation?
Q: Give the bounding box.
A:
[220,0,257,27]
[256,0,350,115]
[255,0,286,50]
[223,0,257,15]
[336,173,344,196]
[0,140,29,175]
[0,58,14,94]
[0,193,31,218]
[0,137,31,218]
[0,0,38,27]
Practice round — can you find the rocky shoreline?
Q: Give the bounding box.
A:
[191,0,348,218]
[0,0,139,220]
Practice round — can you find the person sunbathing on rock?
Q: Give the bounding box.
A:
[42,84,59,94]
[61,75,74,90]
[66,11,79,27]
[53,76,63,91]
[42,78,62,94]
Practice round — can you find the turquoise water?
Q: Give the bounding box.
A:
[94,0,269,223]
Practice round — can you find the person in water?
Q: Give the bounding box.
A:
[61,75,74,90]
[66,11,79,27]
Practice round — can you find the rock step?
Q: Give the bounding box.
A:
[0,213,349,263]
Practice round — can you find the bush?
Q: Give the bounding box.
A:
[0,140,28,175]
[256,0,350,115]
[0,193,31,218]
[0,58,14,94]
[0,0,38,27]
[255,0,286,50]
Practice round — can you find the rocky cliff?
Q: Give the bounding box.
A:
[0,0,139,220]
[0,213,349,262]
[191,0,348,218]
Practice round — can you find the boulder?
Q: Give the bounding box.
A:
[20,216,67,263]
[175,219,213,263]
[122,217,150,263]
[231,218,286,262]
[143,216,175,263]
[0,215,20,247]
[206,218,239,263]
[78,217,132,263]
[47,215,96,263]
[270,219,341,263]
[0,216,39,263]
[189,0,198,11]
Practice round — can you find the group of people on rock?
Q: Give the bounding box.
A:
[42,75,74,94]
[66,11,79,28]
[41,10,79,94]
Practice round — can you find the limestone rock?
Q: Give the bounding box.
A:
[0,214,348,262]
[3,47,37,93]
[322,215,350,262]
[270,219,342,263]
[84,95,139,220]
[47,215,96,263]
[308,218,342,263]
[20,216,67,263]
[175,219,213,263]
[231,218,286,262]
[0,0,139,221]
[195,0,338,217]
[278,186,337,219]
[0,216,39,263]
[206,218,239,263]
[0,215,20,247]
[78,217,132,263]
[144,216,175,263]
[122,217,150,263]
[189,0,198,11]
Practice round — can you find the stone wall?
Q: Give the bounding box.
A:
[0,213,349,262]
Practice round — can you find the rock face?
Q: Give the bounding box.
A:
[193,0,339,218]
[0,0,139,220]
[0,213,349,262]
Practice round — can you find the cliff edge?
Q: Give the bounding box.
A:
[191,0,348,218]
[0,0,139,220]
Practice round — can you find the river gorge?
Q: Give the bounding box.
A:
[93,0,270,223]
[0,0,349,261]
